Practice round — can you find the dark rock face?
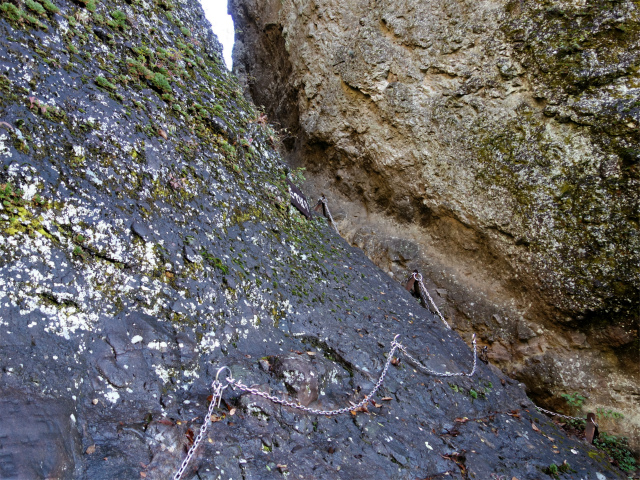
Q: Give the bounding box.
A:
[0,392,82,478]
[0,0,631,478]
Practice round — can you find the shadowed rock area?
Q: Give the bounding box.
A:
[230,0,640,451]
[0,0,633,478]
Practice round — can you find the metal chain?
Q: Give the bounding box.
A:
[228,339,400,416]
[413,272,452,330]
[398,334,477,377]
[173,335,478,477]
[173,335,603,477]
[535,405,591,424]
[225,334,477,415]
[317,195,339,233]
[173,369,230,480]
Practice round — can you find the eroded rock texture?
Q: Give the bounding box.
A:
[230,0,640,449]
[0,0,634,477]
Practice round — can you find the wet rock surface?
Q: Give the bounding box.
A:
[230,0,640,449]
[0,0,631,479]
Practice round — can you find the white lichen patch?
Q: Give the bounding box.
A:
[0,134,12,158]
[197,331,220,354]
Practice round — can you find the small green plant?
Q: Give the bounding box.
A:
[0,2,24,22]
[546,463,558,477]
[67,44,78,54]
[95,76,116,91]
[180,26,189,36]
[449,383,460,393]
[151,72,172,93]
[596,408,624,420]
[108,9,127,29]
[593,433,637,473]
[200,249,229,274]
[557,461,574,474]
[41,0,59,13]
[561,392,585,411]
[290,166,306,185]
[25,0,46,16]
[212,104,224,116]
[469,389,478,399]
[23,12,46,28]
[76,0,97,12]
[218,139,236,157]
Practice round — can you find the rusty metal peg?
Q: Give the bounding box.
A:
[585,412,599,444]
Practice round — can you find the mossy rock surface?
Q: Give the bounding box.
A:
[0,0,633,478]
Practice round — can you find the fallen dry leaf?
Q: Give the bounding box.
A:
[306,351,316,356]
[140,473,147,478]
[158,129,168,139]
[86,444,96,454]
[531,422,541,432]
[381,397,393,401]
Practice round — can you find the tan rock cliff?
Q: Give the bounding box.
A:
[230,0,640,451]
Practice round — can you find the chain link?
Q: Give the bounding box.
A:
[173,370,229,480]
[413,272,452,330]
[398,334,477,377]
[534,405,591,424]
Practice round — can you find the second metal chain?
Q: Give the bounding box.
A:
[224,333,477,416]
[413,272,452,330]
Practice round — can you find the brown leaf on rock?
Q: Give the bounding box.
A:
[85,444,96,454]
[531,422,541,432]
[158,128,168,139]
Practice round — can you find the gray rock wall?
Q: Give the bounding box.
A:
[230,0,640,451]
